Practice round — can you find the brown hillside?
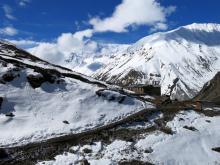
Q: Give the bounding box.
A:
[194,72,220,104]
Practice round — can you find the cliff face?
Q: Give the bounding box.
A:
[194,72,220,104]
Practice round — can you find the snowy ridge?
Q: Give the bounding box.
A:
[94,23,220,100]
[183,23,220,31]
[0,41,153,147]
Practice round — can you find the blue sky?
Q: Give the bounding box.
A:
[0,0,220,44]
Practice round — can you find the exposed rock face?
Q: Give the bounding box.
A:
[0,97,3,109]
[96,89,126,104]
[0,149,8,159]
[27,74,46,88]
[119,160,154,165]
[194,72,220,104]
[1,70,20,82]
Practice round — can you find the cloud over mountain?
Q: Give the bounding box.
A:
[89,0,175,33]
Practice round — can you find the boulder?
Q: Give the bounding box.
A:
[27,74,46,88]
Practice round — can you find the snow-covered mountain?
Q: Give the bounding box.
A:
[94,23,220,100]
[29,42,130,76]
[1,38,220,165]
[0,41,151,147]
[69,43,130,75]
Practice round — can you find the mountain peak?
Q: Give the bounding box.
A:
[94,23,220,100]
[182,23,220,32]
[131,23,220,50]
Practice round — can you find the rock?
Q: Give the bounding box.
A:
[1,61,8,67]
[27,74,46,88]
[57,79,65,84]
[40,70,57,84]
[82,148,92,154]
[160,126,174,135]
[118,96,126,104]
[119,160,154,165]
[79,159,90,165]
[0,79,6,84]
[212,147,220,153]
[194,72,220,105]
[144,148,153,153]
[2,72,16,82]
[183,126,198,131]
[96,89,126,103]
[0,149,9,159]
[69,146,79,154]
[0,97,3,109]
[5,112,15,117]
[63,120,69,124]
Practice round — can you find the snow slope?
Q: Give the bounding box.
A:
[0,41,152,147]
[37,110,220,165]
[94,23,220,100]
[136,110,220,164]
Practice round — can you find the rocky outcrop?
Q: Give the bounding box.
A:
[194,72,220,104]
[27,74,47,88]
[0,97,3,109]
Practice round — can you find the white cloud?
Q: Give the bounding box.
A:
[164,6,176,15]
[28,44,63,66]
[0,27,18,36]
[27,32,97,66]
[29,43,65,64]
[85,41,98,51]
[8,33,92,65]
[7,39,40,48]
[149,22,168,32]
[73,29,94,40]
[89,0,176,33]
[7,33,86,65]
[19,0,31,7]
[2,4,16,20]
[57,33,84,53]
